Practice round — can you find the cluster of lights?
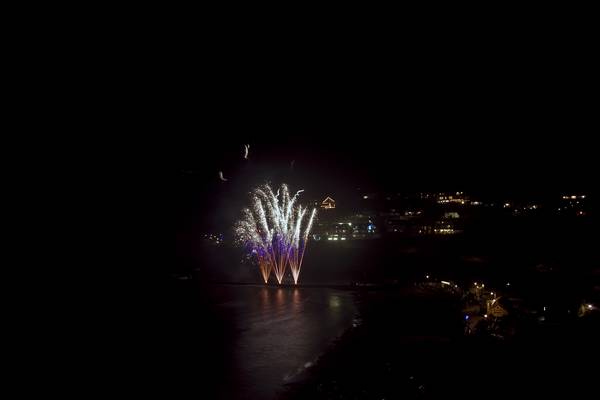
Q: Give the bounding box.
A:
[437,192,469,205]
[424,275,460,290]
[465,282,506,322]
[327,236,347,241]
[556,194,587,216]
[513,204,540,215]
[419,222,461,235]
[404,210,422,216]
[438,199,466,205]
[367,223,375,233]
[443,212,460,219]
[321,219,378,241]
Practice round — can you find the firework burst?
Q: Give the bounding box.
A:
[236,184,317,284]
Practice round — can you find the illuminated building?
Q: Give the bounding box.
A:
[437,192,470,205]
[379,209,423,234]
[562,194,586,200]
[418,219,462,235]
[443,211,460,219]
[321,196,336,209]
[315,214,378,241]
[487,297,508,318]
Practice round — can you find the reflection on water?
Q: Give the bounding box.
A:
[212,285,356,400]
[329,295,342,310]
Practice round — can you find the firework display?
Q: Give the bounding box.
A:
[236,184,317,284]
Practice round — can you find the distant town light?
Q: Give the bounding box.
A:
[506,282,511,286]
[321,196,336,209]
[363,195,368,199]
[484,314,488,318]
[425,275,430,279]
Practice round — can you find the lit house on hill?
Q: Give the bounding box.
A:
[321,196,336,209]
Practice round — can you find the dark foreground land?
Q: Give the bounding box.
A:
[170,215,599,399]
[281,288,600,399]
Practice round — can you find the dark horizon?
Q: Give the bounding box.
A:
[176,136,594,234]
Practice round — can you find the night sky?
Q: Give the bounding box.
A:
[176,127,594,236]
[173,48,596,237]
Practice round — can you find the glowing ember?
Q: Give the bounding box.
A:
[236,184,317,284]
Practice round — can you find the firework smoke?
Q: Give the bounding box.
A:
[236,184,317,284]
